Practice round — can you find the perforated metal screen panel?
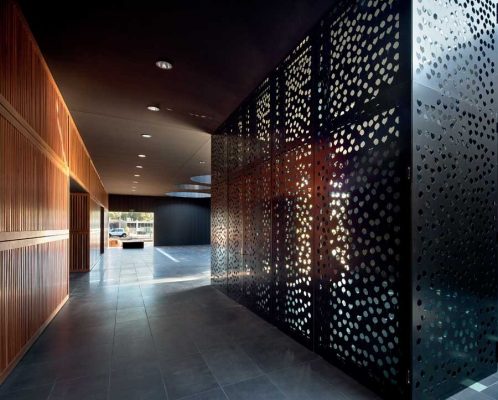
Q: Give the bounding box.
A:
[315,103,410,392]
[412,86,497,400]
[211,134,227,291]
[211,0,497,398]
[412,1,498,398]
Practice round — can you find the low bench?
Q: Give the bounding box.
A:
[122,241,144,249]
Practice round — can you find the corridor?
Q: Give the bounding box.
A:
[0,246,380,400]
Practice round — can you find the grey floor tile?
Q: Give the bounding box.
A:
[479,372,498,387]
[48,373,108,400]
[268,363,348,400]
[161,354,219,400]
[179,387,228,400]
[114,319,152,341]
[0,384,53,400]
[0,360,58,393]
[222,376,287,400]
[110,362,167,400]
[112,337,158,368]
[240,337,317,373]
[202,346,263,386]
[452,388,494,400]
[116,306,147,323]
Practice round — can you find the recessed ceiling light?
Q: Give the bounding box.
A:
[132,189,136,192]
[147,105,160,112]
[141,134,152,138]
[165,108,173,112]
[199,161,206,164]
[177,184,210,191]
[189,112,211,119]
[136,165,143,169]
[155,60,173,70]
[191,175,211,185]
[165,192,211,198]
[133,181,139,184]
[138,154,146,158]
[134,174,141,177]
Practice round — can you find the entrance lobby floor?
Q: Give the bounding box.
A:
[0,246,491,400]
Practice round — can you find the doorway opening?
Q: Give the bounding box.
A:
[108,211,154,248]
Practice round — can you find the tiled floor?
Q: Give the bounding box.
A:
[449,373,498,400]
[0,245,495,400]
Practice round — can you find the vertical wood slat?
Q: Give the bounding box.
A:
[0,114,68,233]
[0,238,69,382]
[68,116,90,190]
[0,0,68,163]
[69,193,89,272]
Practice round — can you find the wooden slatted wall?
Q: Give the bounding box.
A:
[69,193,89,272]
[0,0,108,383]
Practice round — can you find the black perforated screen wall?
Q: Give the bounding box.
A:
[211,1,497,399]
[411,1,498,399]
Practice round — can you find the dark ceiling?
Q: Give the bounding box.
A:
[18,0,333,195]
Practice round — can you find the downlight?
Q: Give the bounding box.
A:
[177,184,210,191]
[166,192,211,198]
[155,60,173,70]
[190,175,211,185]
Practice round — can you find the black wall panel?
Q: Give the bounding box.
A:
[109,195,210,246]
[211,0,497,399]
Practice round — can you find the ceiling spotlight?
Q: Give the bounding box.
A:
[132,189,136,192]
[191,175,211,185]
[147,105,160,112]
[138,154,147,158]
[134,174,141,177]
[141,134,152,138]
[199,161,206,164]
[133,181,139,184]
[155,60,173,70]
[136,165,143,169]
[177,184,210,191]
[166,192,211,198]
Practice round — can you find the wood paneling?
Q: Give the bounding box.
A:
[68,117,90,190]
[89,161,107,209]
[69,194,102,272]
[0,237,69,383]
[0,0,69,163]
[0,114,68,232]
[70,193,89,272]
[0,1,107,209]
[0,0,107,383]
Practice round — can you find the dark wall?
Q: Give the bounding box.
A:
[109,195,210,246]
